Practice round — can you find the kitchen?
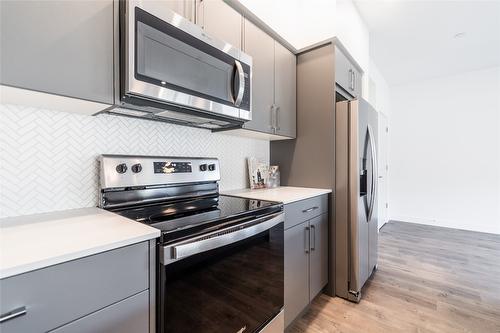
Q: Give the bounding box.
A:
[1,1,499,333]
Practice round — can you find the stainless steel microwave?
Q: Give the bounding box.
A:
[116,0,252,129]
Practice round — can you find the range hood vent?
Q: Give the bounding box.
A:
[108,95,243,130]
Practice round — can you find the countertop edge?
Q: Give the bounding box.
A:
[280,191,332,204]
[222,187,332,204]
[0,231,159,280]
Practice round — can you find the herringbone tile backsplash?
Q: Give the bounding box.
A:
[0,104,269,218]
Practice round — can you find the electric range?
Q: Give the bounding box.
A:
[99,155,284,333]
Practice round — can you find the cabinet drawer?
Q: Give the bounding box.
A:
[50,290,149,333]
[284,195,328,229]
[0,242,149,333]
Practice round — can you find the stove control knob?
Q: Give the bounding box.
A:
[208,164,216,171]
[199,164,207,172]
[116,163,127,174]
[131,163,142,173]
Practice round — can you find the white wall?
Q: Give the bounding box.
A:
[389,66,500,234]
[335,0,369,72]
[0,104,269,218]
[368,59,391,118]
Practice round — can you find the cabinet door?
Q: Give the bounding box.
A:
[309,214,329,300]
[0,242,148,333]
[274,42,296,138]
[0,1,114,104]
[197,0,242,49]
[334,45,353,96]
[163,0,194,22]
[242,19,275,134]
[284,221,310,328]
[51,291,149,333]
[352,66,362,98]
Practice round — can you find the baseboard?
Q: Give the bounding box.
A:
[389,215,500,235]
[390,215,437,225]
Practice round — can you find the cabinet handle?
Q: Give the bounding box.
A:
[275,106,280,131]
[353,71,356,92]
[348,69,353,90]
[0,306,27,323]
[304,226,310,253]
[302,206,319,213]
[270,104,276,132]
[311,225,316,251]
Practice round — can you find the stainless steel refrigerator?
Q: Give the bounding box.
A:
[335,98,379,303]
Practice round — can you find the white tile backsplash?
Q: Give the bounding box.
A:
[0,104,269,218]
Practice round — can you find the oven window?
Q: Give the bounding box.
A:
[135,7,237,107]
[159,223,284,333]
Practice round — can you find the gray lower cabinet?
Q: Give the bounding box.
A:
[51,291,149,333]
[284,195,329,328]
[308,214,329,300]
[0,0,114,105]
[284,221,310,328]
[0,242,152,333]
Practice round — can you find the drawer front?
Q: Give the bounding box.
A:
[284,194,328,230]
[50,290,150,333]
[0,242,149,333]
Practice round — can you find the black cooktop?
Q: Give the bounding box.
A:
[109,195,282,243]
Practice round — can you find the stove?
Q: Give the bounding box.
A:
[99,155,284,333]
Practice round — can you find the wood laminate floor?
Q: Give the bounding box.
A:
[288,221,500,333]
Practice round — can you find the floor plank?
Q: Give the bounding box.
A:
[288,221,500,333]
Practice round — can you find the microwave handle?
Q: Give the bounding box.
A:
[233,60,245,106]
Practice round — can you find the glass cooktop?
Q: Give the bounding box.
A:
[109,195,282,243]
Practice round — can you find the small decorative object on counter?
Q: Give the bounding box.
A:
[247,157,269,189]
[267,166,280,188]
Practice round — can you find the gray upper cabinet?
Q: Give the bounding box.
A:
[242,19,275,134]
[309,214,329,300]
[0,0,114,105]
[274,42,297,138]
[164,0,195,22]
[196,0,242,49]
[284,221,310,328]
[242,19,297,139]
[335,45,362,98]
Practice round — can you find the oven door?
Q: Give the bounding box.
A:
[123,0,251,121]
[158,213,284,333]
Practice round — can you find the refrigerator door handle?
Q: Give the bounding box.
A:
[367,124,378,222]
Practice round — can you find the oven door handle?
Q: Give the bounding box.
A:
[160,212,284,265]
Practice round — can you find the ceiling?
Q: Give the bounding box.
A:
[236,0,336,50]
[355,0,500,85]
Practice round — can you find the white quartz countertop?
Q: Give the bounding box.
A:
[223,186,332,204]
[0,207,160,279]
